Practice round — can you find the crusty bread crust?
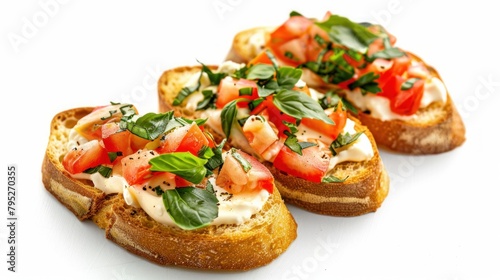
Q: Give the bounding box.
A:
[157,65,390,216]
[42,107,108,220]
[225,27,466,154]
[41,107,297,270]
[106,186,297,270]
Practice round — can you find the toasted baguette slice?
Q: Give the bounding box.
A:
[41,107,297,270]
[226,27,466,154]
[158,65,389,216]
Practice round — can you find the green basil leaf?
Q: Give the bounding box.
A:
[197,145,215,159]
[149,152,208,184]
[348,72,381,95]
[205,139,226,171]
[206,180,215,194]
[330,131,364,156]
[246,64,275,80]
[220,99,239,138]
[277,67,302,89]
[289,11,303,17]
[265,49,280,70]
[118,104,137,130]
[273,89,334,124]
[127,112,173,140]
[368,47,406,61]
[100,110,117,121]
[162,187,218,230]
[232,65,249,79]
[239,87,254,96]
[322,175,348,183]
[230,148,251,172]
[283,131,317,155]
[196,89,216,111]
[316,14,379,53]
[200,62,227,85]
[401,77,421,91]
[83,165,113,178]
[173,83,200,106]
[283,121,298,134]
[107,151,122,163]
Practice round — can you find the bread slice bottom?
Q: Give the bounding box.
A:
[41,107,298,270]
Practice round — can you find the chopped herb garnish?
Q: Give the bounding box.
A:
[322,175,348,183]
[100,110,117,120]
[149,152,208,184]
[107,151,123,163]
[401,77,421,90]
[330,131,364,156]
[230,148,252,172]
[83,165,113,178]
[348,72,381,95]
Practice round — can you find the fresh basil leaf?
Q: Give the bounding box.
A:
[206,180,215,194]
[277,67,303,89]
[316,14,379,53]
[367,47,406,61]
[162,187,218,230]
[322,175,348,183]
[290,11,303,17]
[118,104,137,130]
[257,80,279,97]
[265,49,280,70]
[200,62,227,85]
[149,152,208,184]
[100,110,117,121]
[197,145,215,159]
[220,99,239,138]
[205,139,226,171]
[239,87,254,96]
[348,72,381,95]
[283,121,298,134]
[173,83,200,106]
[283,131,317,155]
[230,148,251,172]
[196,89,216,111]
[273,89,334,124]
[401,77,421,91]
[330,131,364,156]
[176,117,208,127]
[248,97,265,111]
[127,112,173,140]
[232,65,249,79]
[84,165,112,178]
[107,151,123,163]
[246,64,275,80]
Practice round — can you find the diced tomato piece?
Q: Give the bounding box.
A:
[74,104,138,140]
[216,150,274,194]
[250,96,297,137]
[249,49,274,66]
[121,150,158,186]
[216,76,259,109]
[242,115,279,155]
[156,123,209,156]
[62,140,110,174]
[273,145,330,183]
[101,123,133,158]
[269,15,313,45]
[390,77,425,116]
[301,103,347,140]
[273,36,309,66]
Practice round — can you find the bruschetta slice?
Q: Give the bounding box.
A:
[158,61,389,216]
[41,104,297,270]
[225,11,466,154]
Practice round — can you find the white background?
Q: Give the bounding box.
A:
[1,0,499,279]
